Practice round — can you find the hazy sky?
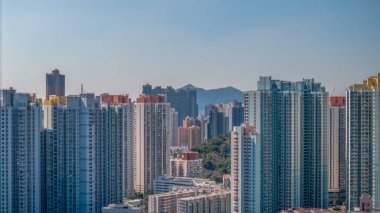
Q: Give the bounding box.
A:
[1,0,379,98]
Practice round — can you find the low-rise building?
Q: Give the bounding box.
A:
[153,176,220,194]
[177,190,231,213]
[170,146,189,157]
[102,199,144,213]
[170,152,203,178]
[148,189,196,213]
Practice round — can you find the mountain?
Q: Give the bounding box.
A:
[178,84,244,113]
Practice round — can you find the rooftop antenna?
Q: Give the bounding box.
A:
[331,86,336,96]
[81,84,84,95]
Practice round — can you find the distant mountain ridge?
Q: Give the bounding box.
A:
[178,84,244,114]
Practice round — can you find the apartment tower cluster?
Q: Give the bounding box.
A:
[233,76,329,212]
[0,70,180,213]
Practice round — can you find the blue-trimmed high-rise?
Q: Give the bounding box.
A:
[243,76,328,212]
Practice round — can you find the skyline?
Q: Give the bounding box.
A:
[1,1,380,98]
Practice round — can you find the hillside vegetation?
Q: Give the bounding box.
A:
[191,134,231,183]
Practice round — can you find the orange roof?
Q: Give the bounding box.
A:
[101,94,130,104]
[329,96,345,107]
[136,95,165,103]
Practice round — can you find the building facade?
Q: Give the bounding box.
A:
[205,104,228,139]
[170,152,203,178]
[142,84,198,125]
[346,73,380,210]
[178,125,201,149]
[43,94,101,213]
[148,189,196,213]
[244,76,329,212]
[153,176,218,194]
[133,95,172,194]
[328,97,346,207]
[231,124,259,213]
[177,190,231,213]
[42,96,68,213]
[225,100,244,132]
[0,89,42,213]
[170,109,179,146]
[99,94,135,205]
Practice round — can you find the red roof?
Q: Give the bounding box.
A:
[329,96,345,107]
[136,95,165,103]
[181,152,199,160]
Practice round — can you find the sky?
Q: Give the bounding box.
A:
[1,0,379,98]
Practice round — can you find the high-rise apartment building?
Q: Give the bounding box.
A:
[3,91,43,212]
[231,124,259,213]
[42,93,136,212]
[44,96,68,212]
[43,94,101,213]
[133,95,172,194]
[142,84,198,125]
[42,96,68,213]
[346,73,380,210]
[328,97,346,207]
[40,129,52,213]
[46,69,65,99]
[0,88,43,213]
[99,94,135,204]
[244,76,329,212]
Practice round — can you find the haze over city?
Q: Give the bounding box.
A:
[1,0,380,98]
[3,1,380,213]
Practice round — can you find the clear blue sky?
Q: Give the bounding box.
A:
[1,0,379,98]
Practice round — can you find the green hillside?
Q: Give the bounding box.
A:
[191,134,231,183]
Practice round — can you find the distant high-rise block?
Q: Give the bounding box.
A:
[225,100,244,132]
[197,115,208,143]
[188,125,201,149]
[46,69,65,99]
[0,88,43,213]
[205,104,228,139]
[133,95,172,194]
[328,97,346,207]
[346,73,380,211]
[244,76,329,212]
[142,83,153,95]
[177,117,202,148]
[170,109,179,146]
[204,101,242,137]
[142,84,198,125]
[178,127,189,146]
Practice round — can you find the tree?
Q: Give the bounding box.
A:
[192,134,231,183]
